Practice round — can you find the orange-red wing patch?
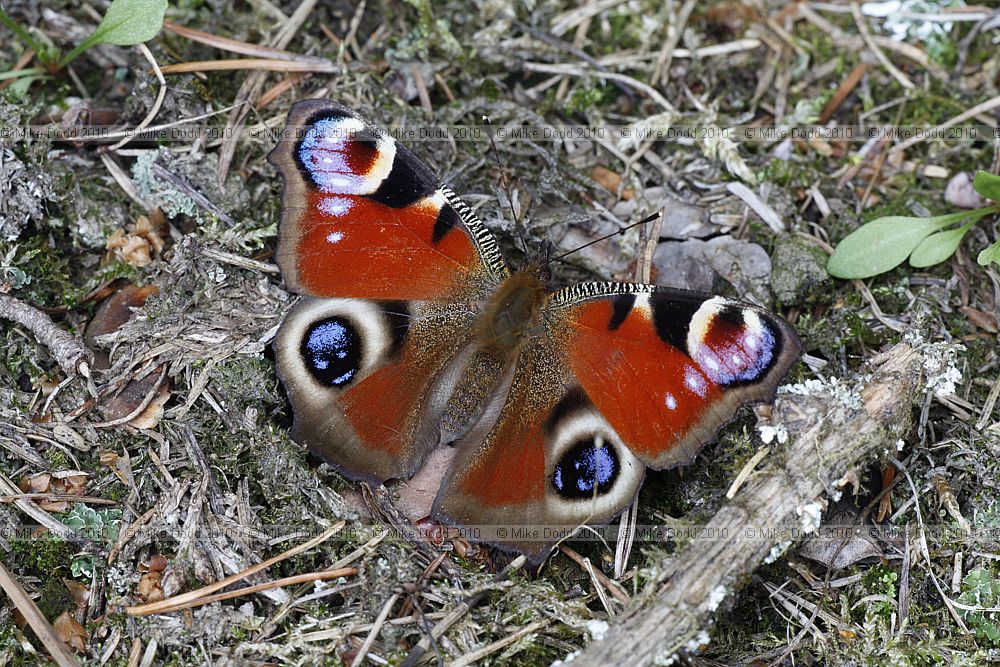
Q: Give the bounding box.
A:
[456,409,547,506]
[564,298,723,460]
[268,100,506,302]
[291,191,476,300]
[340,355,433,456]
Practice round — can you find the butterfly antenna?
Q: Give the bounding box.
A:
[546,211,663,266]
[483,115,529,256]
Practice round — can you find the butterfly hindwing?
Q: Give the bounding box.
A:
[433,336,646,560]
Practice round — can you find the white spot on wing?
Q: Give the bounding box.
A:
[684,366,708,397]
[664,392,677,410]
[318,196,352,217]
[326,231,345,244]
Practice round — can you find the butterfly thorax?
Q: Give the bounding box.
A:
[474,269,547,355]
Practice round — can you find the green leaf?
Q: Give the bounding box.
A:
[58,0,167,68]
[978,240,1000,268]
[974,171,1000,203]
[0,7,47,56]
[908,220,976,268]
[827,212,969,279]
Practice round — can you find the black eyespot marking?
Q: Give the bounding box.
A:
[650,292,701,352]
[717,305,745,327]
[432,203,461,244]
[367,148,437,208]
[608,294,636,330]
[301,317,363,387]
[552,437,619,499]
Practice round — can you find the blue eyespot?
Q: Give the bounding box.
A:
[300,317,362,387]
[552,438,619,499]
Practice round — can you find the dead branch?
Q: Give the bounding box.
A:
[0,294,93,377]
[571,343,924,666]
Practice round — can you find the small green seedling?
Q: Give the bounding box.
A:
[0,0,166,89]
[827,171,1000,279]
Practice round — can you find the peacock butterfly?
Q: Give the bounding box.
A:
[267,100,802,562]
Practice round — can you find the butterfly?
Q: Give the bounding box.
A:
[267,100,802,563]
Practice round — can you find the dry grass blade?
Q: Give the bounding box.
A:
[0,560,81,667]
[819,63,867,124]
[521,62,675,111]
[110,44,165,151]
[888,93,1000,155]
[400,555,528,667]
[350,592,399,667]
[163,19,333,64]
[128,567,358,616]
[451,620,550,667]
[850,2,914,90]
[125,520,345,615]
[560,545,630,605]
[159,58,340,75]
[650,0,697,87]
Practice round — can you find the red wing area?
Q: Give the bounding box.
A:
[564,297,725,464]
[453,398,549,508]
[334,345,449,464]
[268,99,506,301]
[552,286,801,470]
[433,342,647,564]
[291,190,478,300]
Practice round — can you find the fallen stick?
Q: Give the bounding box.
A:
[570,343,923,666]
[0,294,93,377]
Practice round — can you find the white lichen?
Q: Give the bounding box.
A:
[796,501,823,533]
[779,376,863,409]
[921,341,965,397]
[765,540,793,564]
[586,620,610,642]
[758,423,788,445]
[706,585,728,611]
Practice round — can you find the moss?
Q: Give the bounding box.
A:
[9,535,72,579]
[210,356,284,417]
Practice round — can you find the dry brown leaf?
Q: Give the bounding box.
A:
[136,571,165,604]
[63,579,90,616]
[98,450,119,467]
[60,474,87,497]
[85,284,160,340]
[99,366,172,429]
[590,166,634,199]
[53,611,87,652]
[960,306,999,333]
[148,554,168,572]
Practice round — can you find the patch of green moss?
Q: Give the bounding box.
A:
[858,564,898,623]
[9,535,73,580]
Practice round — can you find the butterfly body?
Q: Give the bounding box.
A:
[269,100,802,561]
